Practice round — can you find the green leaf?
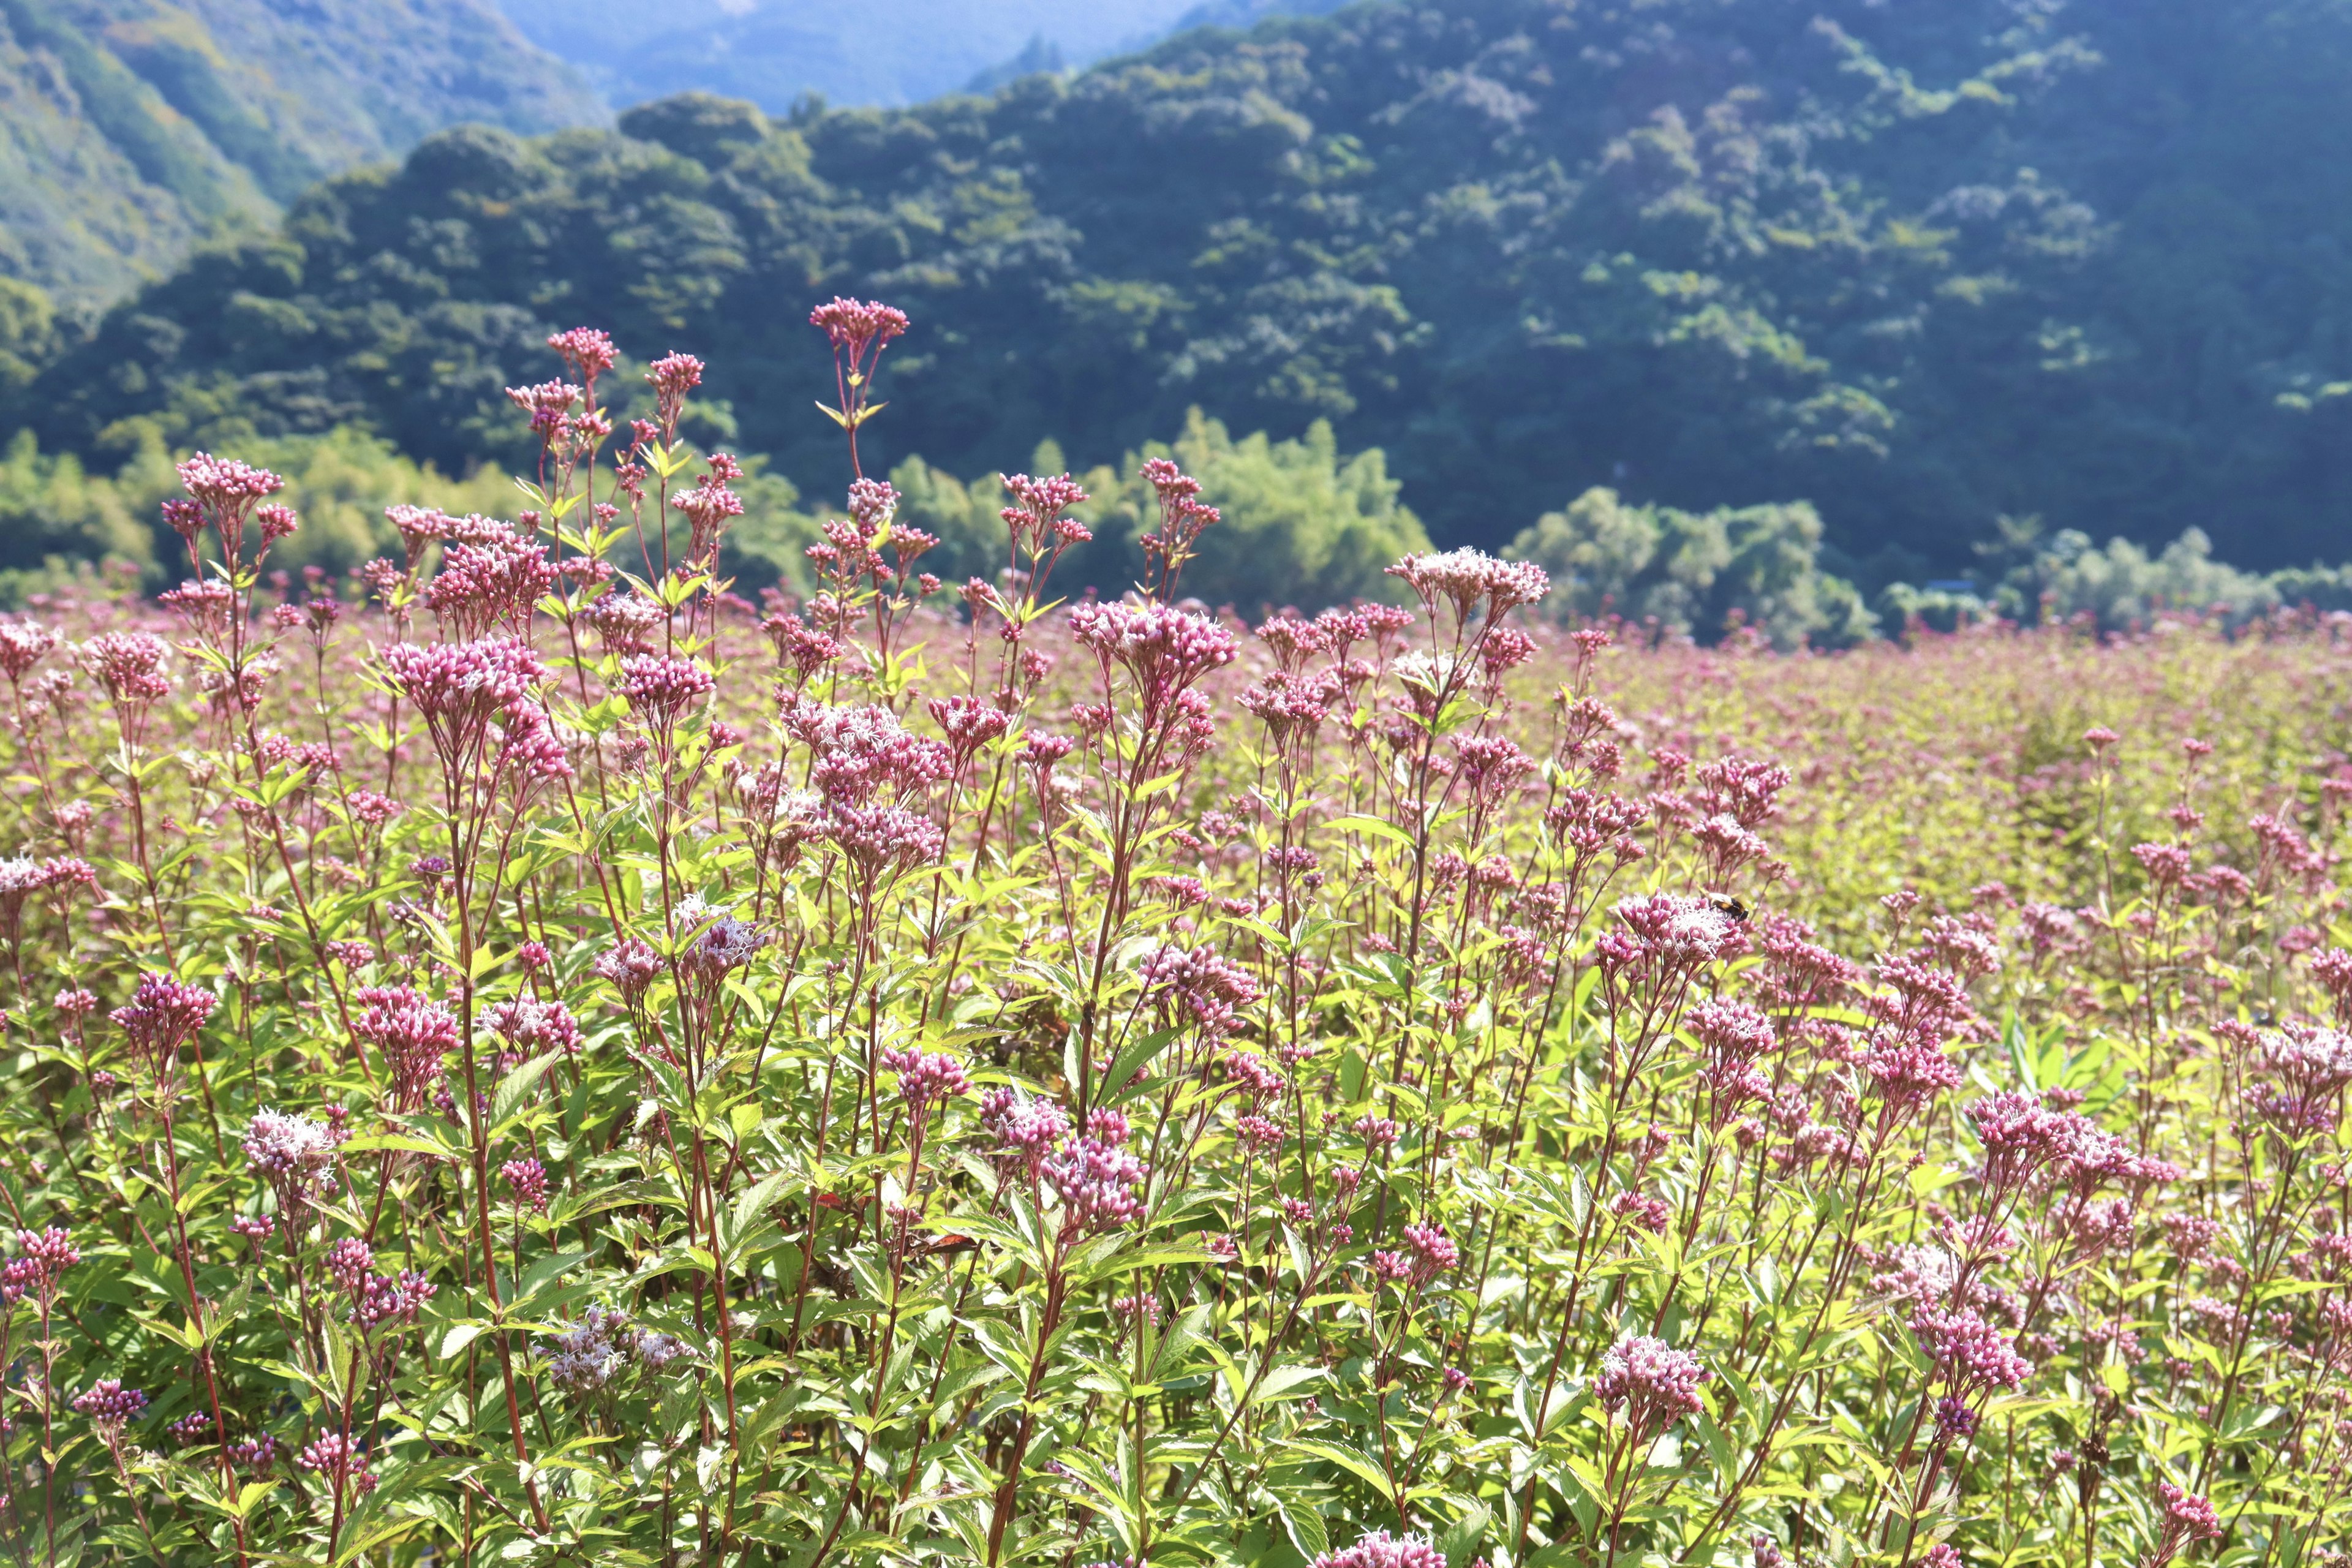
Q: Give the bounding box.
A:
[490,1049,563,1134]
[1280,1438,1397,1502]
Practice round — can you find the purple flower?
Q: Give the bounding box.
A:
[880,1048,971,1110]
[1,1227,79,1306]
[353,986,459,1112]
[1311,1529,1446,1568]
[502,1157,551,1214]
[1594,1333,1711,1439]
[74,1379,146,1446]
[1043,1135,1147,1234]
[110,971,215,1082]
[228,1432,279,1471]
[297,1431,375,1491]
[243,1108,339,1210]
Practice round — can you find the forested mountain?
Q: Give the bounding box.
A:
[0,0,600,301]
[494,0,1194,111]
[13,0,2352,580]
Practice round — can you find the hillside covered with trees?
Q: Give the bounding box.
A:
[10,0,2352,587]
[0,0,599,301]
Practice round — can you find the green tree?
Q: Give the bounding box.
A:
[1507,486,1874,649]
[1072,410,1428,610]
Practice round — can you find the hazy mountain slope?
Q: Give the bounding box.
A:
[0,0,601,301]
[497,0,1200,108]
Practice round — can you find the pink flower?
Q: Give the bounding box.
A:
[1401,1220,1460,1284]
[595,937,663,1002]
[546,326,617,385]
[77,632,170,706]
[1385,548,1550,620]
[297,1431,375,1492]
[505,380,582,437]
[72,1379,146,1442]
[645,353,704,433]
[484,997,582,1063]
[809,297,910,356]
[927,694,1013,764]
[1909,1303,2033,1398]
[1068,601,1237,725]
[110,971,216,1081]
[1,1226,78,1306]
[1311,1530,1445,1568]
[352,986,459,1111]
[0,619,55,682]
[425,532,559,637]
[243,1109,339,1209]
[2250,1023,2352,1131]
[1140,943,1261,1036]
[880,1048,971,1109]
[502,1157,551,1213]
[674,473,744,560]
[1594,1333,1711,1438]
[618,654,716,729]
[2146,1480,2220,1568]
[1043,1134,1147,1234]
[979,1088,1070,1181]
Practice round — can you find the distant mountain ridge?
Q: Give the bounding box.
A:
[0,0,600,301]
[493,0,1317,111]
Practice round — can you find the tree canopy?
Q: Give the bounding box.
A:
[12,0,2352,582]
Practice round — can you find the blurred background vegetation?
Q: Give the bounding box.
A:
[7,0,2352,636]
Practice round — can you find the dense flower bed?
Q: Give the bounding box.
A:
[0,306,2342,1567]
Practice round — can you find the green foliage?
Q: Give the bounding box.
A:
[1074,410,1429,609]
[19,0,2352,575]
[1507,486,1874,649]
[0,429,156,582]
[731,415,1427,611]
[0,278,60,392]
[0,0,600,302]
[1878,522,2352,633]
[0,426,516,597]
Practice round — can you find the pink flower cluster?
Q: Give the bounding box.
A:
[110,970,216,1080]
[485,997,583,1063]
[880,1047,972,1109]
[2,1226,79,1305]
[298,1431,376,1492]
[1042,1125,1147,1234]
[1139,943,1261,1037]
[502,1156,551,1213]
[979,1088,1071,1182]
[72,1379,146,1441]
[1310,1531,1446,1568]
[353,985,459,1110]
[1908,1302,2034,1400]
[1385,548,1550,621]
[243,1107,339,1207]
[1594,1333,1711,1438]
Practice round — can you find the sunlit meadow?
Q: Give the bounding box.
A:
[0,302,2343,1568]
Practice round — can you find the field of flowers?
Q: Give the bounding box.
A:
[0,303,2344,1568]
